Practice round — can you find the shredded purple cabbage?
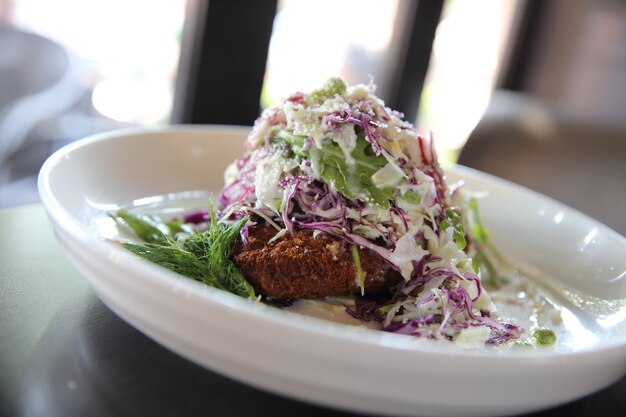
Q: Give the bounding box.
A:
[183,210,210,225]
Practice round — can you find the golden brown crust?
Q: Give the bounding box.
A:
[232,225,401,299]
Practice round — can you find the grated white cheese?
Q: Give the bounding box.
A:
[454,325,492,347]
[254,153,297,212]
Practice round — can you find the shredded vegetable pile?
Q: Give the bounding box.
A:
[113,77,529,345]
[209,77,524,345]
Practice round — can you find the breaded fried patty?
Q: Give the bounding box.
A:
[232,225,402,299]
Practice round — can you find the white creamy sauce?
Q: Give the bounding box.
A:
[487,266,565,343]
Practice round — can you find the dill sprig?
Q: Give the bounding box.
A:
[112,205,255,299]
[121,242,226,290]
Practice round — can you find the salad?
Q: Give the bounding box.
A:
[113,77,551,346]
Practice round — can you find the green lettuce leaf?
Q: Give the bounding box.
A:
[439,208,467,250]
[277,130,394,207]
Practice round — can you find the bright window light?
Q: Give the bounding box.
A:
[262,0,400,107]
[416,0,517,162]
[11,0,185,125]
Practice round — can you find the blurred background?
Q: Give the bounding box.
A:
[0,0,624,234]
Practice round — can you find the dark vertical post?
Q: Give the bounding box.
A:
[499,0,548,91]
[386,0,444,119]
[172,0,278,125]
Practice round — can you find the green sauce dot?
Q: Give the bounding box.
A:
[533,328,557,346]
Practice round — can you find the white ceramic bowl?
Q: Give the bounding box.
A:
[38,126,626,417]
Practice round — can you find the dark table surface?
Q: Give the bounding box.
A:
[1,204,625,417]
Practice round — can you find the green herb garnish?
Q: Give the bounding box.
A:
[110,211,174,244]
[515,328,557,347]
[468,199,507,289]
[113,206,255,298]
[532,328,557,346]
[309,76,347,104]
[121,242,225,288]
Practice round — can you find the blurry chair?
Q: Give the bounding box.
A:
[458,90,626,236]
[0,26,88,207]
